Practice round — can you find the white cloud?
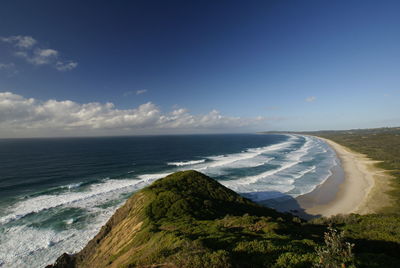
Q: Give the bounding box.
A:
[56,61,78,71]
[123,89,148,96]
[0,92,267,137]
[0,35,77,71]
[136,89,147,95]
[21,48,59,65]
[305,96,316,102]
[0,35,37,49]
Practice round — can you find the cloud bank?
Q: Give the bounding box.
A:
[0,92,266,138]
[0,35,77,71]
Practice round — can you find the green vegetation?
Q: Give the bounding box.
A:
[50,170,400,268]
[302,127,400,213]
[312,214,400,267]
[314,226,355,268]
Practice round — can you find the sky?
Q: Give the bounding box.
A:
[1,0,400,138]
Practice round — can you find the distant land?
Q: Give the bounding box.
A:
[261,126,400,136]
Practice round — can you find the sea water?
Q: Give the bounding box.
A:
[0,134,337,267]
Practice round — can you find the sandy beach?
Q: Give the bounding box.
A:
[293,137,393,218]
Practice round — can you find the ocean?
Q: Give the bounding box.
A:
[0,134,337,267]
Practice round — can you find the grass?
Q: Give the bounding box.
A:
[73,170,400,268]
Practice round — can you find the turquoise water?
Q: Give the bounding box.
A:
[0,134,337,267]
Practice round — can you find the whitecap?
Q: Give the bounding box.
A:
[219,136,321,196]
[65,182,82,190]
[0,178,144,225]
[137,172,171,182]
[167,159,206,166]
[198,136,297,171]
[137,136,297,186]
[292,165,316,180]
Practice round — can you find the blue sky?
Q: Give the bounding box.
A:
[0,0,400,137]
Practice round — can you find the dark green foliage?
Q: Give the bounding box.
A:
[145,170,281,221]
[311,214,400,266]
[52,166,400,267]
[124,171,325,267]
[120,170,400,267]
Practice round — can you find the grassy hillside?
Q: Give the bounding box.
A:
[49,170,400,268]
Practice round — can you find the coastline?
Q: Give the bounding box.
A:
[293,137,393,218]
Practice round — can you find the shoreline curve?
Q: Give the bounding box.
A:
[293,136,393,218]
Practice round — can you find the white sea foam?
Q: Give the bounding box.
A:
[0,176,131,267]
[286,137,337,197]
[137,172,171,182]
[292,165,316,179]
[64,182,82,190]
[0,178,144,225]
[221,160,300,190]
[167,159,206,166]
[298,168,333,196]
[202,137,296,170]
[202,154,272,170]
[222,138,311,187]
[219,136,329,201]
[0,225,63,268]
[0,205,119,268]
[137,136,297,183]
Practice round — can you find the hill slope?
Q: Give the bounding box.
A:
[48,170,400,268]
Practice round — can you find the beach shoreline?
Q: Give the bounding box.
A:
[274,136,393,219]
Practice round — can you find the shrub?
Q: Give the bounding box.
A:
[314,226,354,268]
[275,252,316,267]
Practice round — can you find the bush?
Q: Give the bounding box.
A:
[314,227,354,268]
